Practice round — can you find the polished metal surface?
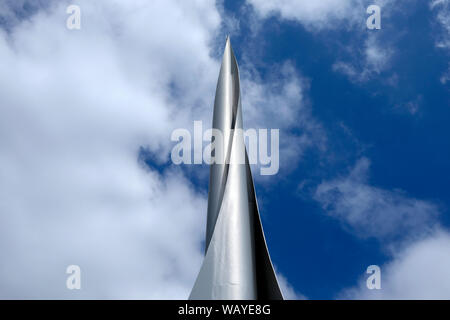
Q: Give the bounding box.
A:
[189,37,283,300]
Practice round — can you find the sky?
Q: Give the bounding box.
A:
[0,0,449,299]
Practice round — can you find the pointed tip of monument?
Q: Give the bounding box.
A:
[223,35,235,61]
[225,35,231,51]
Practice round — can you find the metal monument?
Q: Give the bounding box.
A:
[189,37,283,300]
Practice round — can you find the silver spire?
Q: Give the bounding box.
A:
[189,37,283,300]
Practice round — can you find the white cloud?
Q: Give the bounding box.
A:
[314,158,440,242]
[246,0,366,30]
[0,0,49,28]
[0,0,217,299]
[247,0,397,30]
[247,0,397,83]
[341,229,450,299]
[333,34,393,83]
[431,0,450,83]
[315,158,450,299]
[0,0,308,298]
[431,0,450,49]
[394,95,423,115]
[241,62,326,177]
[440,64,450,84]
[277,273,307,300]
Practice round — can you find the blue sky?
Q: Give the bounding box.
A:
[1,0,450,299]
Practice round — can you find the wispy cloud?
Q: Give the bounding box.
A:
[340,229,450,299]
[333,34,394,83]
[246,0,367,30]
[313,158,440,243]
[246,0,400,84]
[277,273,307,300]
[241,62,327,177]
[431,0,450,84]
[431,0,450,49]
[314,157,450,299]
[393,95,423,115]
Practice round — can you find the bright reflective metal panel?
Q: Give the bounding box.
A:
[189,37,283,300]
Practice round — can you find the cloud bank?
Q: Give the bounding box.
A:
[0,0,308,298]
[0,0,221,299]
